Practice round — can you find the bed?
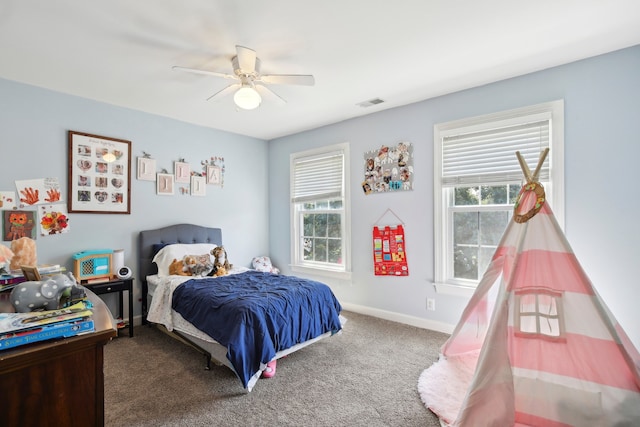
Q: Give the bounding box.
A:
[138,223,344,391]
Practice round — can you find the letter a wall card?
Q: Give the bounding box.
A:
[372,209,409,276]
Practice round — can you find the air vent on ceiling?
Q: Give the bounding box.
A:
[357,98,385,108]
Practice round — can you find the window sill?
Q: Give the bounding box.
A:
[433,281,475,298]
[291,265,352,281]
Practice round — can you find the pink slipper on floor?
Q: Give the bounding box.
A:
[262,360,277,379]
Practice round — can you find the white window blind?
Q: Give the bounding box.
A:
[292,151,344,202]
[441,120,549,187]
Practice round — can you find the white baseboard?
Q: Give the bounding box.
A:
[340,302,455,335]
[132,306,455,335]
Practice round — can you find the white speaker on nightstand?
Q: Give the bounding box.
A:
[112,249,132,279]
[116,266,132,279]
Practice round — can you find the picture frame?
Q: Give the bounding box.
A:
[156,173,175,195]
[174,162,191,183]
[137,157,156,181]
[20,265,42,281]
[68,131,132,214]
[190,176,206,196]
[207,165,222,185]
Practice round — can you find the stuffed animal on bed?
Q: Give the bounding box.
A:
[209,246,232,277]
[169,258,190,276]
[252,256,280,274]
[186,254,213,277]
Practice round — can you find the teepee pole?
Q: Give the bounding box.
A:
[531,148,550,182]
[515,151,532,182]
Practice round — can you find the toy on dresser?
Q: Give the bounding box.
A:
[9,237,37,271]
[10,273,86,313]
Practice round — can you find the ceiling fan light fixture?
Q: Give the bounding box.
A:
[234,86,261,110]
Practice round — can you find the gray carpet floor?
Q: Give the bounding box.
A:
[104,311,448,426]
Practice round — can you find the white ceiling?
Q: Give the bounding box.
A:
[1,1,639,140]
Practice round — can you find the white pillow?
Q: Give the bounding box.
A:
[152,243,217,277]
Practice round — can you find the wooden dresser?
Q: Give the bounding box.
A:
[0,288,117,427]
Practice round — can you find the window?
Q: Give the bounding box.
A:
[515,289,565,341]
[290,143,351,279]
[434,101,564,295]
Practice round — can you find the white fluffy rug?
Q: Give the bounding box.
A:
[417,350,479,426]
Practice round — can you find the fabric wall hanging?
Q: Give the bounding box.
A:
[372,209,409,276]
[362,141,413,194]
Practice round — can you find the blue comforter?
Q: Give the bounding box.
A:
[172,270,343,389]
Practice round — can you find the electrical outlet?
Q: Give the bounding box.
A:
[427,298,436,311]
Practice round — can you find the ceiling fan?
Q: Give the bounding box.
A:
[173,45,315,110]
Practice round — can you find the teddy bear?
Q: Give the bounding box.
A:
[169,258,190,276]
[209,246,232,277]
[9,237,37,270]
[252,256,280,274]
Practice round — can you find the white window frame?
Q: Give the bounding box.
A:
[290,142,351,280]
[433,100,564,297]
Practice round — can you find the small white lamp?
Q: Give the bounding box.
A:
[233,86,262,110]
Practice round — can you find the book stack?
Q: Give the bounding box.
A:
[0,300,95,350]
[0,265,68,293]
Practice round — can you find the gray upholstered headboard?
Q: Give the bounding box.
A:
[138,223,222,320]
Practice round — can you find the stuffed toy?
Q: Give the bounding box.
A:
[186,255,213,277]
[252,256,280,274]
[9,237,37,270]
[210,246,232,277]
[168,258,190,276]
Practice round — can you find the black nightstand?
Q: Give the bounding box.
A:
[85,278,134,337]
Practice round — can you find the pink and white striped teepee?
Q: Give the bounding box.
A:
[419,150,640,426]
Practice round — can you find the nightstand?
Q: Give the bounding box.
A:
[85,278,134,337]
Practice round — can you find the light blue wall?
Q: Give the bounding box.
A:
[0,79,269,318]
[2,46,638,349]
[269,45,640,349]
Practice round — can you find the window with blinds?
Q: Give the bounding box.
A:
[292,151,344,202]
[290,143,351,278]
[441,120,550,187]
[433,101,564,292]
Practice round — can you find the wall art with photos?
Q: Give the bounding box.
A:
[362,142,413,195]
[68,131,131,214]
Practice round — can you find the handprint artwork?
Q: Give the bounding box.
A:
[20,187,39,205]
[45,188,61,202]
[15,178,63,206]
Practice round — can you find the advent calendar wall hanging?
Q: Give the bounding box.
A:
[372,209,409,276]
[362,141,413,194]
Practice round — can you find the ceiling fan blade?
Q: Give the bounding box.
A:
[260,74,315,86]
[235,45,257,73]
[206,83,240,101]
[172,66,237,80]
[255,84,287,106]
